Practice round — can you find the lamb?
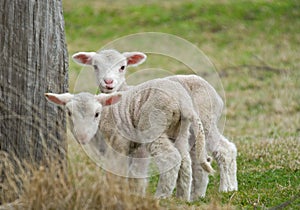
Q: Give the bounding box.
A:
[45,78,214,201]
[72,49,238,199]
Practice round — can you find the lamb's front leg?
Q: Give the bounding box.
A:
[128,146,149,196]
[147,135,181,199]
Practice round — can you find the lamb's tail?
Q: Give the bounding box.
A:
[193,117,215,174]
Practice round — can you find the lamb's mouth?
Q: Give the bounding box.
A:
[99,85,115,90]
[100,85,115,93]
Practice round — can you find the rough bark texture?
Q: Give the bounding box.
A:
[0,0,68,202]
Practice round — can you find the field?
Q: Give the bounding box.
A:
[65,0,300,209]
[2,0,300,209]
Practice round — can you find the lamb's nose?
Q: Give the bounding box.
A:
[77,133,88,144]
[104,79,113,84]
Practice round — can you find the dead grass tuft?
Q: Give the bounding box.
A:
[0,150,162,210]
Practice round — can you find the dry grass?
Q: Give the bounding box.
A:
[0,143,161,210]
[1,0,300,209]
[237,137,300,172]
[0,135,236,210]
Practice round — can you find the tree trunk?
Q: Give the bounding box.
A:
[0,0,68,202]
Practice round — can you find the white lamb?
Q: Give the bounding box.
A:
[45,78,214,201]
[72,49,238,199]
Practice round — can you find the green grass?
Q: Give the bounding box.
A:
[61,0,300,209]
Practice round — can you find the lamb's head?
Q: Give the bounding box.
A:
[45,92,121,144]
[72,49,147,93]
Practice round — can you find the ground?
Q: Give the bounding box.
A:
[63,0,300,209]
[2,1,298,209]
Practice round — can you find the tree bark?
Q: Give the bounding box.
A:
[0,0,68,202]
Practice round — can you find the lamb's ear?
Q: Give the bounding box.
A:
[95,93,122,106]
[72,52,97,65]
[122,52,147,67]
[45,93,74,105]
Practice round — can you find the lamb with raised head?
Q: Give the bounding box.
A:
[45,78,214,201]
[72,49,238,199]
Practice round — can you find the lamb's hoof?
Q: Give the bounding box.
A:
[190,194,205,202]
[154,193,170,200]
[219,186,238,193]
[176,195,191,202]
[207,155,213,163]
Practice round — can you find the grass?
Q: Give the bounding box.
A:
[2,0,300,209]
[64,1,300,208]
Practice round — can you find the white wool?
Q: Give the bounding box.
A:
[72,49,238,199]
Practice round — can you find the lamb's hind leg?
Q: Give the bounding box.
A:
[175,151,192,201]
[209,127,238,192]
[174,118,193,201]
[190,144,210,201]
[147,134,181,199]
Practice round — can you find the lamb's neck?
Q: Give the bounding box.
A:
[119,82,134,91]
[99,98,133,138]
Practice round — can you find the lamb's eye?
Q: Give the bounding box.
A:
[93,65,98,70]
[67,110,72,117]
[119,66,125,72]
[95,112,100,118]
